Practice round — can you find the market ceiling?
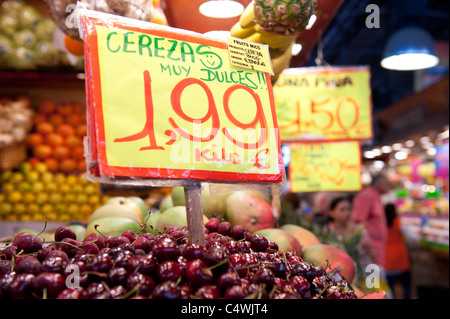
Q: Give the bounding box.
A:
[162,0,449,115]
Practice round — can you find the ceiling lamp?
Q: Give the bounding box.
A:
[381,26,440,71]
[199,0,244,18]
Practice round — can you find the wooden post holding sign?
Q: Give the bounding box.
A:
[77,8,284,246]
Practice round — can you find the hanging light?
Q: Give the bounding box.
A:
[381,26,440,71]
[199,0,244,18]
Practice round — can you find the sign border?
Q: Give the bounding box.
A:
[81,13,284,183]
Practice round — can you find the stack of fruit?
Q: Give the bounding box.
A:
[0,162,108,222]
[0,0,68,70]
[229,0,317,83]
[0,222,369,299]
[26,99,87,174]
[156,185,359,288]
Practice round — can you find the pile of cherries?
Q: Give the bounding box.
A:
[0,218,358,299]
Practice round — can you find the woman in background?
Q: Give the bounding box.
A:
[384,203,412,299]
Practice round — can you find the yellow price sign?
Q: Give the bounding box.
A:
[274,67,373,142]
[80,10,283,183]
[288,141,362,192]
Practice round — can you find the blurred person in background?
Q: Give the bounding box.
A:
[312,191,334,227]
[351,174,392,266]
[384,203,412,299]
[329,195,375,269]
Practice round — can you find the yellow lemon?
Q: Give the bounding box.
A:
[19,162,32,175]
[32,213,46,221]
[66,175,78,185]
[8,191,22,203]
[10,172,24,184]
[35,192,49,205]
[45,182,58,193]
[31,181,45,193]
[19,214,32,221]
[41,203,54,216]
[34,162,48,174]
[2,182,15,193]
[13,203,27,215]
[67,203,79,217]
[88,194,100,205]
[49,193,63,204]
[27,203,40,215]
[55,173,66,184]
[64,193,76,203]
[1,170,13,182]
[23,192,36,204]
[41,172,54,184]
[72,184,83,194]
[46,212,58,221]
[17,181,31,192]
[0,203,13,216]
[60,184,70,193]
[76,193,88,205]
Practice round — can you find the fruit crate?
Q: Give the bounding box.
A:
[0,141,27,171]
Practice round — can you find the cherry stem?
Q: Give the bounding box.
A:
[207,257,229,271]
[94,225,107,238]
[36,217,48,237]
[120,283,142,299]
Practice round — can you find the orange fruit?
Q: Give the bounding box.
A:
[64,35,84,56]
[60,158,77,173]
[46,133,64,147]
[36,122,54,135]
[34,113,48,124]
[66,114,83,126]
[34,144,53,160]
[49,113,65,127]
[76,124,87,137]
[38,100,56,114]
[71,102,84,114]
[27,133,44,148]
[77,159,87,172]
[65,135,82,148]
[44,158,59,172]
[71,145,85,160]
[57,124,75,137]
[58,103,73,116]
[53,145,70,160]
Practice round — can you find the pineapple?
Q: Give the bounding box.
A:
[253,0,317,36]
